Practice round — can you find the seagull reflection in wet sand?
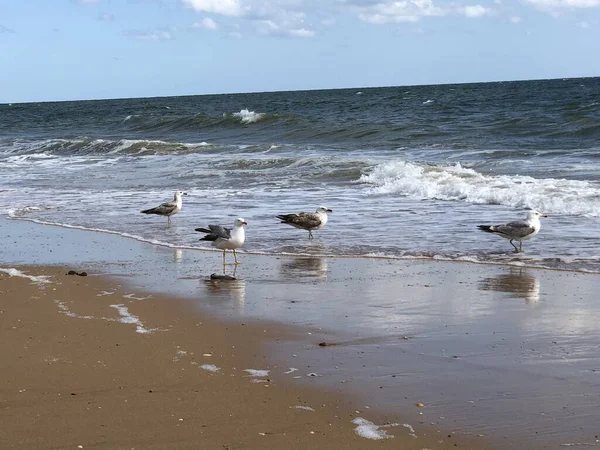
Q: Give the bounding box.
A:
[478,270,540,303]
[204,269,246,309]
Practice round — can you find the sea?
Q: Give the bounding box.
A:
[2,77,600,272]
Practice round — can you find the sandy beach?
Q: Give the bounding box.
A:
[1,269,486,450]
[2,217,600,449]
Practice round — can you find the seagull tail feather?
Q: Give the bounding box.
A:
[477,225,494,233]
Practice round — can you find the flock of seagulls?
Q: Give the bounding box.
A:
[141,191,548,268]
[140,193,332,267]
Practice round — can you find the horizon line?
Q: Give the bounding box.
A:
[2,74,598,106]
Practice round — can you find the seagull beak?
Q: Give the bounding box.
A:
[183,192,188,196]
[242,221,248,225]
[326,208,332,212]
[541,214,548,218]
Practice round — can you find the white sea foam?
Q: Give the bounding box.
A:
[233,109,265,124]
[402,423,417,438]
[352,417,398,440]
[110,304,153,334]
[293,405,315,411]
[200,364,221,373]
[0,268,51,284]
[244,369,270,377]
[5,153,56,164]
[359,160,600,217]
[6,206,46,217]
[55,300,96,320]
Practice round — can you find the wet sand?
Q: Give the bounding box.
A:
[0,266,487,449]
[2,217,600,448]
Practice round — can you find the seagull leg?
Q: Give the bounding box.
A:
[308,230,313,240]
[519,241,523,253]
[233,249,240,265]
[509,239,520,253]
[222,250,227,267]
[167,216,171,225]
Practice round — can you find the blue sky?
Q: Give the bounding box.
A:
[1,0,599,102]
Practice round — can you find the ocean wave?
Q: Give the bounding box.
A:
[231,109,266,124]
[0,138,214,158]
[121,109,281,133]
[359,160,600,217]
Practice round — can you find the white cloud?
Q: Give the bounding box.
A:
[289,27,316,37]
[256,19,315,37]
[182,0,314,38]
[578,20,591,27]
[193,17,218,29]
[182,0,244,16]
[524,0,600,13]
[510,15,522,23]
[355,0,445,24]
[76,0,100,3]
[460,5,489,17]
[125,29,174,41]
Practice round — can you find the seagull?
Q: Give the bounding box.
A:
[195,218,247,266]
[477,210,547,253]
[276,206,332,239]
[141,191,186,224]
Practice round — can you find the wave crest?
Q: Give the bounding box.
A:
[231,109,266,124]
[359,160,600,216]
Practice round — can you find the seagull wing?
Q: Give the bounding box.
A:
[277,212,322,230]
[141,200,177,215]
[491,220,536,239]
[195,225,231,241]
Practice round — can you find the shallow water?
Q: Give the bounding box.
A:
[2,77,600,272]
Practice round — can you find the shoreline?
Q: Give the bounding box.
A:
[3,217,600,448]
[7,215,597,275]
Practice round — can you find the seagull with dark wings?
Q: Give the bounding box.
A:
[195,218,247,266]
[478,210,547,253]
[277,206,332,239]
[141,191,186,224]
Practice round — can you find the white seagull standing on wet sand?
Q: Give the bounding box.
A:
[195,218,248,266]
[141,191,187,224]
[477,210,547,253]
[276,206,332,239]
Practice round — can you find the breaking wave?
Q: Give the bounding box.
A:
[359,160,600,217]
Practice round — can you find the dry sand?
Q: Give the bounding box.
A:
[0,266,487,449]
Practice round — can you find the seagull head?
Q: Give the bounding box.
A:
[317,206,332,214]
[235,218,248,227]
[175,191,188,198]
[527,210,547,220]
